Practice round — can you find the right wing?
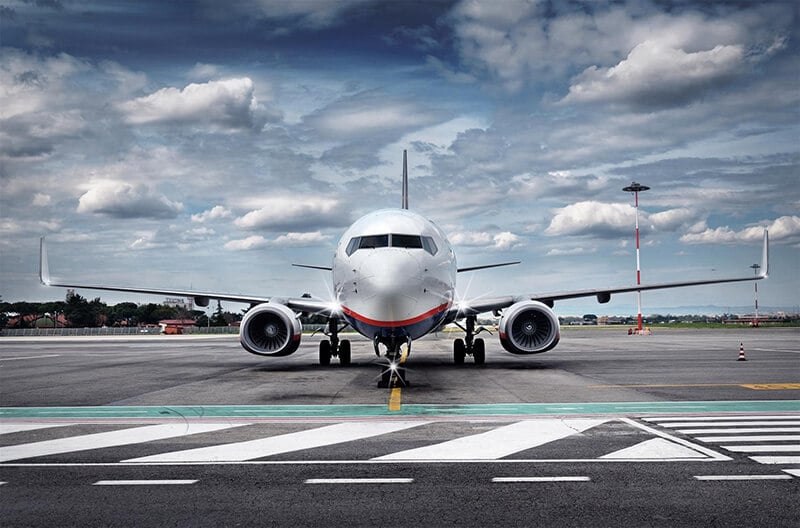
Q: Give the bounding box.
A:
[39,237,337,317]
[449,230,769,318]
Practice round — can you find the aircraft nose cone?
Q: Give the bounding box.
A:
[354,250,423,323]
[360,250,422,294]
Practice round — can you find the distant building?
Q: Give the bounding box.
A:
[164,297,193,311]
[158,319,196,334]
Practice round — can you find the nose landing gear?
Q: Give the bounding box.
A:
[318,316,351,366]
[453,315,488,365]
[376,336,411,388]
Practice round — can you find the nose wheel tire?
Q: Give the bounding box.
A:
[319,340,332,366]
[454,338,466,364]
[473,338,485,365]
[453,336,485,365]
[320,339,351,366]
[339,339,351,366]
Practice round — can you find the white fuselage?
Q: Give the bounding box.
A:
[332,209,456,340]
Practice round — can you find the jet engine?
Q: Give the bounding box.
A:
[240,303,302,357]
[498,300,560,354]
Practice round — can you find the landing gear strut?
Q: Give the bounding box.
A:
[319,316,351,366]
[453,315,486,365]
[376,336,410,388]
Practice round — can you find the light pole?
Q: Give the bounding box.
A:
[750,263,760,327]
[623,182,650,334]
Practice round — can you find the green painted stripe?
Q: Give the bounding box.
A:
[0,401,797,419]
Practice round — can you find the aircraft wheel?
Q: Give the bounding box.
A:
[473,338,486,365]
[378,369,391,388]
[454,338,466,365]
[319,340,332,366]
[339,340,351,366]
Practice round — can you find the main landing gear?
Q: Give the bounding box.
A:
[376,336,411,388]
[319,316,351,366]
[453,315,487,365]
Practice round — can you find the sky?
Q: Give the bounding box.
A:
[1,0,798,317]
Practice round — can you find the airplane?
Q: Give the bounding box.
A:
[40,150,769,387]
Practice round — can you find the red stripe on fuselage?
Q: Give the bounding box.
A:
[340,302,451,328]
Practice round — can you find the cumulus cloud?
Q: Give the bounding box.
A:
[224,235,268,251]
[545,201,635,238]
[234,196,347,231]
[77,181,184,219]
[118,78,273,130]
[32,193,51,206]
[449,230,523,250]
[191,205,232,223]
[546,246,598,257]
[444,1,792,94]
[271,231,331,246]
[680,216,800,245]
[545,201,709,239]
[304,91,449,141]
[224,231,331,251]
[561,41,745,108]
[647,208,702,232]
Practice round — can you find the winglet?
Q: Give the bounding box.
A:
[39,236,51,286]
[760,230,769,278]
[401,149,408,210]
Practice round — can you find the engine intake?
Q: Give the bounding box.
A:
[240,303,302,357]
[498,300,560,354]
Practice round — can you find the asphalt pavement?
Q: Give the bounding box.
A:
[1,328,798,527]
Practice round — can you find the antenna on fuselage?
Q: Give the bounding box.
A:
[402,149,409,210]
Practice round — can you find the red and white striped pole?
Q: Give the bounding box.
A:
[750,263,760,327]
[623,182,650,334]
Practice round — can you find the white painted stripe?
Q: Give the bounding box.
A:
[0,481,6,485]
[646,416,800,422]
[0,423,246,462]
[0,354,60,361]
[750,456,800,464]
[722,444,800,453]
[93,480,197,486]
[305,478,413,484]
[600,438,708,460]
[492,476,590,483]
[373,419,608,461]
[620,418,731,461]
[697,435,800,442]
[657,421,800,428]
[124,421,428,463]
[694,475,792,481]
[783,469,800,477]
[0,423,75,435]
[679,428,800,434]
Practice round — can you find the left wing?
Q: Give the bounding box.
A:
[39,237,337,317]
[451,230,769,317]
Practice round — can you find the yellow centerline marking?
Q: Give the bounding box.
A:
[388,350,409,412]
[591,383,800,390]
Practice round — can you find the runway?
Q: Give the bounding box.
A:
[1,328,798,526]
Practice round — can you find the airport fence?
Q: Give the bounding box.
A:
[1,325,331,337]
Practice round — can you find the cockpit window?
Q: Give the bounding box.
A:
[422,236,438,256]
[345,237,360,256]
[346,233,438,256]
[392,234,423,249]
[358,234,389,250]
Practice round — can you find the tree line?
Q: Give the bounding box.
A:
[1,294,242,329]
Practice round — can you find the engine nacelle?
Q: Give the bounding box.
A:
[498,300,560,354]
[240,303,302,357]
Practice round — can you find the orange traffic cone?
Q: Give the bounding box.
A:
[737,343,747,361]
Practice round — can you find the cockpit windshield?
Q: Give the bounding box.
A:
[346,234,438,256]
